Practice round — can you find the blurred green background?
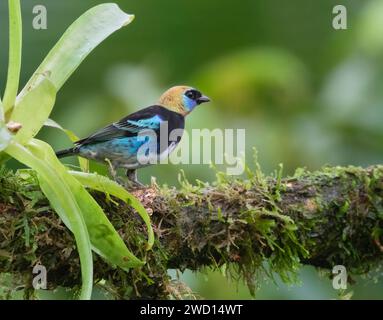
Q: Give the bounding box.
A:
[1,0,382,299]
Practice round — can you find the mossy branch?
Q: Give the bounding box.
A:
[0,165,382,298]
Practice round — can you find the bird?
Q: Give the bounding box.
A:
[55,86,210,186]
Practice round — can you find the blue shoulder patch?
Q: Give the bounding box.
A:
[126,115,162,130]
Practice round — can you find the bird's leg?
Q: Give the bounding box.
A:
[106,159,125,185]
[105,158,144,189]
[126,169,137,182]
[126,169,145,188]
[106,159,118,180]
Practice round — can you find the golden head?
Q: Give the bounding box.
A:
[158,86,210,116]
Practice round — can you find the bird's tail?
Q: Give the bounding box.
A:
[55,147,77,158]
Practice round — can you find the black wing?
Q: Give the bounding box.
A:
[75,105,163,146]
[75,105,183,147]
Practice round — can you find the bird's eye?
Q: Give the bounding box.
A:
[185,90,196,100]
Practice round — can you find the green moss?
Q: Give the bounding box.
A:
[0,163,382,299]
[167,158,309,294]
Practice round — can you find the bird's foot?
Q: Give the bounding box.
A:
[125,169,146,190]
[106,162,146,189]
[125,179,145,190]
[111,176,143,190]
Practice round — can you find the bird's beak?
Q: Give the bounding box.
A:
[197,95,211,105]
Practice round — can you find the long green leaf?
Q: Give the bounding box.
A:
[44,118,89,172]
[3,0,22,114]
[44,119,80,143]
[18,4,134,99]
[70,171,154,250]
[10,79,56,145]
[30,139,144,269]
[6,142,93,300]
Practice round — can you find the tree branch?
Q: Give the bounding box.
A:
[0,165,382,298]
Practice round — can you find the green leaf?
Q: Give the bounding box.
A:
[18,4,134,99]
[45,118,89,172]
[70,171,155,250]
[10,79,56,145]
[3,0,22,114]
[29,139,144,269]
[6,142,93,300]
[45,119,79,142]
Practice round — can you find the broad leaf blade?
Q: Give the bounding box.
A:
[6,142,93,300]
[30,139,144,269]
[18,4,134,98]
[10,79,56,145]
[70,171,154,250]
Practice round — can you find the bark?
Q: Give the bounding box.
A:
[0,165,382,298]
